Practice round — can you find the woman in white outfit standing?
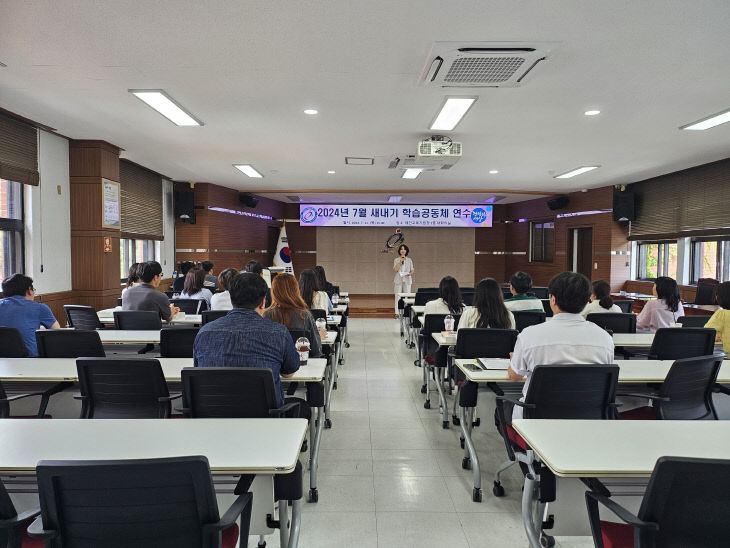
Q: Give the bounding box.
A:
[393,244,414,315]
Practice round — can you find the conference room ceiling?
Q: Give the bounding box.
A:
[1,1,729,205]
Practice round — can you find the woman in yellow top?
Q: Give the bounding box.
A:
[706,282,730,353]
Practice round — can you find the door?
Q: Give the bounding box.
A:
[571,228,593,279]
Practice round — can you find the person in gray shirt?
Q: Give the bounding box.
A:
[121,261,179,321]
[201,260,219,290]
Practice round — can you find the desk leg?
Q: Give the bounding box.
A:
[459,404,481,502]
[434,366,449,428]
[521,471,543,548]
[324,353,336,429]
[278,500,290,548]
[288,499,302,548]
[308,406,324,502]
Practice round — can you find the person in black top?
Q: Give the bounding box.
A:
[173,261,195,293]
[244,260,272,307]
[313,265,336,298]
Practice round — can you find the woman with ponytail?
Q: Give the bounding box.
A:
[580,280,621,318]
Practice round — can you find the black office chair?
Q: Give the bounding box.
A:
[117,298,123,306]
[585,456,730,547]
[620,355,723,420]
[587,313,637,334]
[170,298,207,314]
[310,308,327,321]
[501,287,513,300]
[541,299,553,317]
[494,364,619,517]
[202,309,228,324]
[677,315,712,328]
[512,310,547,332]
[461,289,475,306]
[419,313,461,417]
[75,358,179,418]
[35,330,105,358]
[414,291,440,306]
[159,327,199,358]
[0,380,59,419]
[28,456,251,548]
[0,327,29,358]
[113,310,162,330]
[613,299,635,313]
[0,477,41,547]
[63,305,103,330]
[693,280,718,305]
[647,327,716,360]
[530,287,550,299]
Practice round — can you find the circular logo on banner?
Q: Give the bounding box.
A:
[384,232,405,252]
[470,208,488,224]
[300,207,318,224]
[279,247,292,264]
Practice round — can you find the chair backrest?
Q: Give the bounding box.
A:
[0,478,20,546]
[113,310,162,330]
[636,456,730,547]
[310,308,327,320]
[455,328,518,358]
[36,330,105,358]
[613,300,635,313]
[170,298,207,314]
[677,315,711,328]
[656,355,722,420]
[159,327,199,358]
[694,281,718,305]
[0,327,29,357]
[63,305,102,330]
[541,299,554,317]
[523,364,618,420]
[648,327,716,360]
[182,367,279,418]
[422,313,461,355]
[35,456,226,548]
[76,358,172,418]
[461,289,475,306]
[586,312,637,334]
[512,310,547,332]
[414,291,440,306]
[201,310,228,324]
[501,287,513,300]
[117,298,123,306]
[529,287,550,299]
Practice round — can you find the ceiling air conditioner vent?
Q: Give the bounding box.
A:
[419,42,555,88]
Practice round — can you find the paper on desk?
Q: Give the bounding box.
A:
[477,358,510,370]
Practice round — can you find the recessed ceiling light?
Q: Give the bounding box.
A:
[327,170,336,174]
[430,96,477,131]
[388,195,403,203]
[128,89,202,126]
[304,109,318,115]
[401,169,422,180]
[233,164,263,178]
[584,110,601,116]
[680,107,730,130]
[554,166,600,179]
[489,170,499,174]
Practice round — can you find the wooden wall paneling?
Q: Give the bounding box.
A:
[70,180,103,230]
[69,141,120,180]
[35,290,76,326]
[474,208,507,281]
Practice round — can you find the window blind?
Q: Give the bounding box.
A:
[0,112,39,186]
[629,158,730,241]
[119,159,163,240]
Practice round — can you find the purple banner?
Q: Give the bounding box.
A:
[299,204,492,227]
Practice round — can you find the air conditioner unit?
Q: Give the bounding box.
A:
[419,41,555,88]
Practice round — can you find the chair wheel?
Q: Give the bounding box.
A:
[324,418,332,429]
[473,418,481,427]
[414,360,421,367]
[452,416,460,426]
[344,342,350,348]
[420,384,427,393]
[339,359,344,365]
[442,420,449,429]
[400,331,404,337]
[258,542,266,548]
[472,487,482,503]
[333,381,337,390]
[541,534,555,547]
[462,457,471,470]
[493,482,505,497]
[424,400,431,409]
[308,488,319,503]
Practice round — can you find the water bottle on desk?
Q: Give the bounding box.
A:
[444,314,455,332]
[332,293,339,305]
[295,337,310,365]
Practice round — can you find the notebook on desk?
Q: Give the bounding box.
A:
[477,358,510,370]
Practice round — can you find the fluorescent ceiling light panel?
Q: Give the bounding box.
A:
[584,110,601,116]
[401,169,422,179]
[129,89,202,126]
[327,170,336,174]
[388,195,403,202]
[430,97,477,131]
[304,109,318,115]
[233,164,263,178]
[554,166,600,179]
[680,108,730,130]
[489,170,499,174]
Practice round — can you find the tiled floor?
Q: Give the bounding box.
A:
[252,318,594,547]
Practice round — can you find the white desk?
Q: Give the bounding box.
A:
[397,292,416,298]
[431,332,457,346]
[339,292,348,297]
[326,315,341,326]
[98,330,160,344]
[411,305,425,314]
[331,304,347,314]
[98,308,202,325]
[511,419,730,547]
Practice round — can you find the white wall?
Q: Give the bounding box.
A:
[160,179,176,272]
[24,130,72,294]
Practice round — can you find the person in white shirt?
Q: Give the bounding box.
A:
[299,268,330,312]
[393,244,414,315]
[581,280,622,318]
[635,276,684,332]
[120,262,140,300]
[507,271,615,421]
[178,268,213,308]
[424,276,465,316]
[458,278,515,330]
[210,268,238,311]
[504,271,543,312]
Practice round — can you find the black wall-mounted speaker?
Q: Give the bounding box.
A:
[174,190,195,223]
[239,192,259,208]
[547,196,570,210]
[613,192,635,222]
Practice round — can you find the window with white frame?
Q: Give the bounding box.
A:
[690,238,730,283]
[0,179,24,281]
[636,241,678,280]
[120,238,160,282]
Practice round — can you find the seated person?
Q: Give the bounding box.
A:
[264,273,324,358]
[179,268,213,308]
[210,268,237,311]
[504,271,543,312]
[299,268,330,312]
[424,276,466,316]
[172,261,194,293]
[459,277,515,330]
[0,274,60,356]
[193,272,309,418]
[507,271,615,420]
[120,262,140,299]
[314,265,337,298]
[244,260,272,307]
[636,276,684,332]
[201,260,218,289]
[706,281,730,354]
[122,261,178,321]
[581,280,622,318]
